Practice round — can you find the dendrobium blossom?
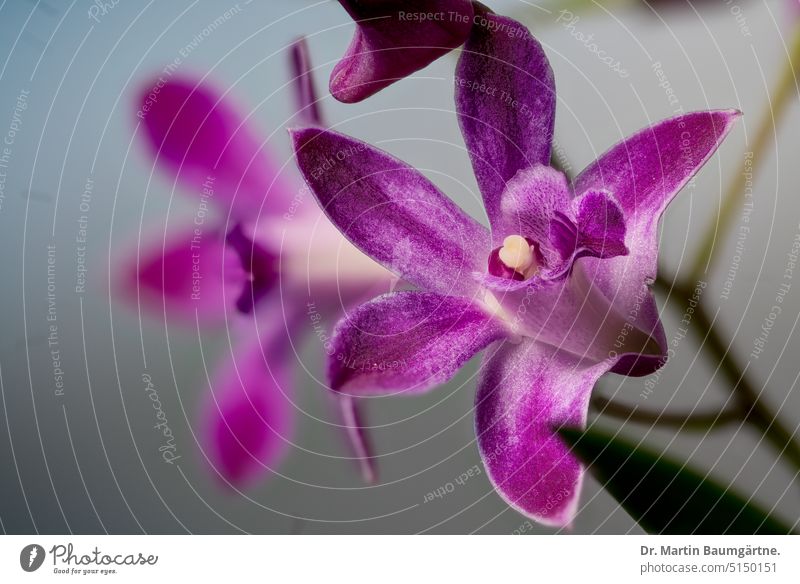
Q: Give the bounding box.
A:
[330,0,474,102]
[292,8,739,525]
[123,40,391,488]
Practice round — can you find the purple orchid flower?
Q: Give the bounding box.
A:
[292,9,739,525]
[122,39,392,488]
[330,0,475,102]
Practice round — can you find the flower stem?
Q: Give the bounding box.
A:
[686,25,800,285]
[654,275,800,471]
[591,394,740,430]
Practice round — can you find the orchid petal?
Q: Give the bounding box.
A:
[573,190,628,260]
[137,76,296,218]
[291,127,490,297]
[573,110,739,375]
[202,326,294,487]
[331,0,474,103]
[124,228,243,324]
[328,291,509,395]
[456,9,555,232]
[475,339,612,525]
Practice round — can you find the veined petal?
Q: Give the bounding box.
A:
[328,291,509,395]
[137,76,296,218]
[202,324,295,487]
[330,0,474,103]
[573,110,739,239]
[123,227,244,324]
[291,127,490,297]
[456,8,555,234]
[475,339,612,526]
[573,190,628,260]
[572,110,739,374]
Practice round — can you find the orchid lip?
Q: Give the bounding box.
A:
[479,259,665,363]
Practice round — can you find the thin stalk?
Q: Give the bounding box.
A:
[591,394,741,430]
[687,26,800,285]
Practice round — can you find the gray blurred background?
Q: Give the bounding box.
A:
[0,0,798,534]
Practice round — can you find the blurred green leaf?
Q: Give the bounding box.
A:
[559,426,795,534]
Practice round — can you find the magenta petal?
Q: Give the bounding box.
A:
[475,339,612,525]
[203,328,294,487]
[456,9,555,232]
[291,127,490,297]
[328,291,509,395]
[573,110,739,375]
[331,0,474,103]
[137,76,295,218]
[126,228,242,324]
[573,110,740,236]
[573,190,629,260]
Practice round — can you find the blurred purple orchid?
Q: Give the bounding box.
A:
[330,0,475,102]
[292,8,739,525]
[122,39,391,488]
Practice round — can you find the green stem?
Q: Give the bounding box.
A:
[591,394,741,430]
[654,276,800,471]
[687,26,800,285]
